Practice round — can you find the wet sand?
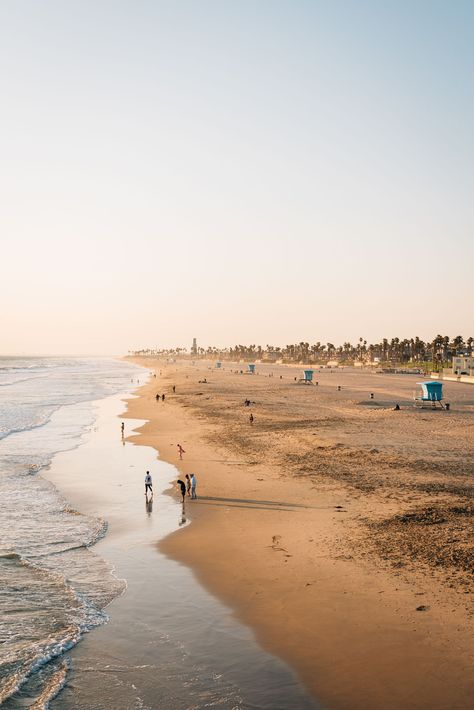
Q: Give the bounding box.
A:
[44,391,318,709]
[126,358,474,710]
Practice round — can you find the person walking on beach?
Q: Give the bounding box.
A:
[249,413,254,425]
[173,385,176,393]
[177,479,186,503]
[190,473,197,499]
[185,474,191,497]
[162,394,165,402]
[156,393,160,402]
[144,471,153,497]
[177,444,185,460]
[121,422,125,435]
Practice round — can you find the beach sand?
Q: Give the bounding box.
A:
[125,358,474,710]
[43,391,316,709]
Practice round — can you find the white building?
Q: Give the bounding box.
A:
[452,355,474,375]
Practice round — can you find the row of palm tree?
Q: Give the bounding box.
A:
[129,334,473,368]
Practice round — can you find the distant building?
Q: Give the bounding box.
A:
[452,355,474,375]
[191,338,197,356]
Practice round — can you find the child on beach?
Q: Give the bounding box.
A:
[177,479,186,503]
[177,444,185,459]
[185,474,191,496]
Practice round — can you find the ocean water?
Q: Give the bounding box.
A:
[0,357,143,707]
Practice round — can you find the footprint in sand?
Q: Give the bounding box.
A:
[271,535,288,552]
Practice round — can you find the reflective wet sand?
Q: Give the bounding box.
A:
[44,393,319,709]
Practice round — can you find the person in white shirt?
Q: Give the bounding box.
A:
[144,471,153,497]
[190,473,197,499]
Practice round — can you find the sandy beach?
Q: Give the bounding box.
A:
[125,358,474,710]
[42,388,316,710]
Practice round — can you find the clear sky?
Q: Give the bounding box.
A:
[1,0,472,355]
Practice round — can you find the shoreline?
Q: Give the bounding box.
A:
[124,357,474,710]
[43,383,316,708]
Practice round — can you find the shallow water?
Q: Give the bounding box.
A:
[0,357,143,706]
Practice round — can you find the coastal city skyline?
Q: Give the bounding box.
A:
[2,0,473,355]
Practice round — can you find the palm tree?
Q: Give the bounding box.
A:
[452,335,465,355]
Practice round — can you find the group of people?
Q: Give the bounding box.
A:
[144,470,197,501]
[177,473,197,501]
[155,385,176,402]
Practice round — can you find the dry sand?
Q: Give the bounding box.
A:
[125,358,474,710]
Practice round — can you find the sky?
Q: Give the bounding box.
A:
[1,0,473,355]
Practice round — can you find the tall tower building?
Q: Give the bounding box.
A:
[191,338,197,355]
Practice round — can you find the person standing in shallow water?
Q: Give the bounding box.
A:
[190,473,197,499]
[144,471,153,497]
[177,479,186,503]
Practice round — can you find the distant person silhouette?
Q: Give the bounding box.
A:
[177,444,185,460]
[185,474,191,497]
[191,473,197,499]
[249,413,254,425]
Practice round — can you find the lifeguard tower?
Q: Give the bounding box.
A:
[298,369,314,384]
[414,381,445,409]
[247,363,256,374]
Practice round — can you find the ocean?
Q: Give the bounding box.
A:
[0,357,143,706]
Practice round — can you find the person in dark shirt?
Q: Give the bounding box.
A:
[177,479,186,503]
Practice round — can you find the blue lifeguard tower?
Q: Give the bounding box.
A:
[297,369,314,384]
[216,361,222,369]
[247,363,256,374]
[414,381,445,408]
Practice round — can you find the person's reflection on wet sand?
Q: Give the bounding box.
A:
[179,502,187,526]
[145,496,153,516]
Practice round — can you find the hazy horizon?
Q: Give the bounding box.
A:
[2,1,473,356]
